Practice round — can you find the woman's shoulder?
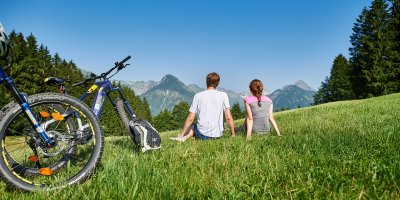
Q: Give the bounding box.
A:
[261,96,272,103]
[244,95,272,104]
[244,96,257,104]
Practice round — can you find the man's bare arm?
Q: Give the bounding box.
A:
[178,112,196,137]
[224,109,236,137]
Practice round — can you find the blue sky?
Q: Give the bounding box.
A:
[2,0,372,92]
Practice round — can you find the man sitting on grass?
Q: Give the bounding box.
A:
[171,72,235,142]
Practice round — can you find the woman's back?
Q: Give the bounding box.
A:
[245,96,272,133]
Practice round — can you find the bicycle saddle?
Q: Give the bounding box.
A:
[44,77,66,86]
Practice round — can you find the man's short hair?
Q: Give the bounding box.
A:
[206,72,220,88]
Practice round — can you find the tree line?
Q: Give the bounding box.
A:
[0,31,152,136]
[314,0,400,104]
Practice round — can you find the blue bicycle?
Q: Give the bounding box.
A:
[46,55,137,127]
[45,56,160,151]
[0,65,104,191]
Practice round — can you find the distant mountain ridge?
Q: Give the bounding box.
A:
[292,80,315,91]
[117,80,157,95]
[269,81,316,110]
[140,75,196,115]
[116,75,316,115]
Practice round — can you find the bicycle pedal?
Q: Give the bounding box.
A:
[80,134,93,145]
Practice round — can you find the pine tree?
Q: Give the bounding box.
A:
[349,0,395,98]
[313,76,331,105]
[389,0,400,91]
[26,34,38,58]
[141,97,152,122]
[9,32,27,64]
[37,45,51,72]
[172,102,190,127]
[231,102,244,120]
[8,34,44,94]
[329,54,354,101]
[153,110,179,132]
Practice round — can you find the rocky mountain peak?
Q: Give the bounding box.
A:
[160,74,180,84]
[294,80,315,91]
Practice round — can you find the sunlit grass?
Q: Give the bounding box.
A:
[1,93,400,199]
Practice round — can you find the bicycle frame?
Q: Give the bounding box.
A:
[78,78,137,120]
[0,66,53,146]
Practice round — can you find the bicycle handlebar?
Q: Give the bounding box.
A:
[72,55,131,87]
[118,55,131,67]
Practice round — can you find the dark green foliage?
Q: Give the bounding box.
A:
[0,31,152,136]
[314,77,331,105]
[141,97,152,122]
[280,107,290,112]
[317,0,400,104]
[389,0,400,91]
[349,0,399,98]
[314,54,354,105]
[152,110,179,132]
[329,54,354,101]
[172,101,190,127]
[231,102,245,120]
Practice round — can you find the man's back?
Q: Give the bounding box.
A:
[189,90,230,137]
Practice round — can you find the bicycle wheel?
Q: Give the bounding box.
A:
[3,104,76,176]
[115,98,134,133]
[0,93,103,191]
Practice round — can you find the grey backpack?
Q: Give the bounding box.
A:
[129,120,161,152]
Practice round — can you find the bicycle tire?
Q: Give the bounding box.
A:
[3,104,76,176]
[0,93,103,191]
[115,98,134,133]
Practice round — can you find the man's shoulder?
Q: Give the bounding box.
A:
[195,90,207,95]
[195,89,228,98]
[194,90,207,98]
[213,90,229,99]
[217,90,229,98]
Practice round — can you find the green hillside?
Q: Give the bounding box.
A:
[1,93,399,199]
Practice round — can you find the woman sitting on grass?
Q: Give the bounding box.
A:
[243,79,281,139]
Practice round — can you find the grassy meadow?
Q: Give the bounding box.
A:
[1,93,399,199]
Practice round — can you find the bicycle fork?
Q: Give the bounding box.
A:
[0,67,55,147]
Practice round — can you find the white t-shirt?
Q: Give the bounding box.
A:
[189,89,230,137]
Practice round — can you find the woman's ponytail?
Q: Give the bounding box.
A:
[249,79,264,107]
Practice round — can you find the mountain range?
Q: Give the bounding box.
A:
[116,75,316,115]
[269,80,316,110]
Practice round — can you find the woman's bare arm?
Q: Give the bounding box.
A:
[269,104,281,136]
[245,102,253,139]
